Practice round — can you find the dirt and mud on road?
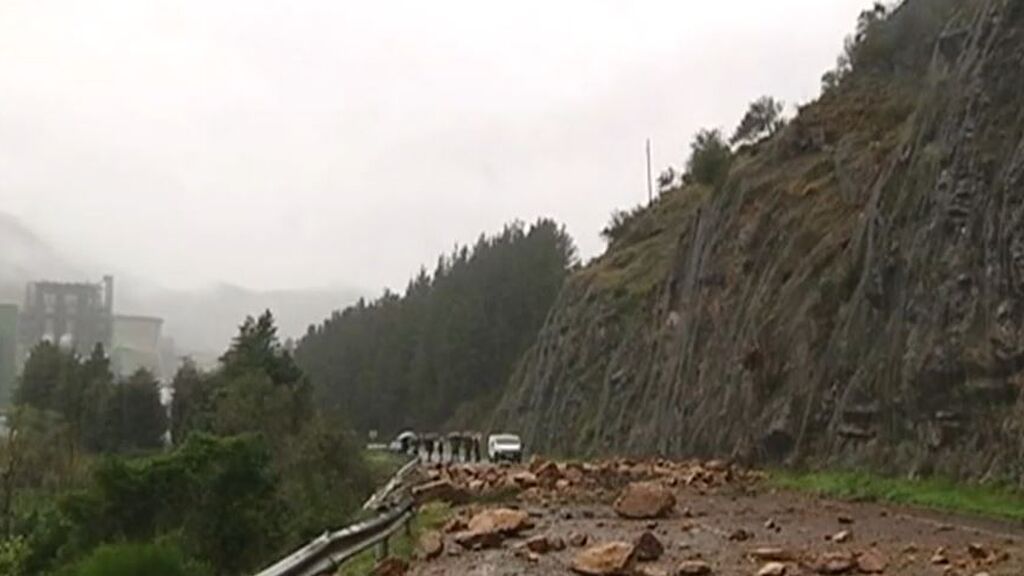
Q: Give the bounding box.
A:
[401,458,1023,576]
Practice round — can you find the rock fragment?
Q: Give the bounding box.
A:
[614,482,676,519]
[417,530,444,560]
[758,562,787,576]
[634,531,664,562]
[571,542,636,575]
[814,551,855,574]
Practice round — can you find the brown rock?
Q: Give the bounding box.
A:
[814,551,855,574]
[443,517,468,534]
[525,535,551,554]
[728,528,754,542]
[371,557,408,576]
[831,530,852,544]
[855,549,887,574]
[967,543,988,560]
[454,508,532,549]
[750,548,795,562]
[931,546,949,565]
[677,560,713,575]
[758,562,787,576]
[466,507,532,534]
[528,456,550,473]
[614,482,676,519]
[418,530,444,560]
[837,514,854,525]
[634,531,664,562]
[536,460,563,483]
[511,471,539,488]
[550,536,566,551]
[569,532,590,547]
[571,542,636,575]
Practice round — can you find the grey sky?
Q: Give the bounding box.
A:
[1,0,874,293]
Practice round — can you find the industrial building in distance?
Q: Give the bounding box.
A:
[0,276,175,404]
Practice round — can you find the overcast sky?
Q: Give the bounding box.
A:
[0,0,875,293]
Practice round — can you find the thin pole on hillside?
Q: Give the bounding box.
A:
[646,138,653,205]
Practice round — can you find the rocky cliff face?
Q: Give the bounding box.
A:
[496,0,1024,482]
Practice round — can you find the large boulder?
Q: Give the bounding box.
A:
[571,542,636,575]
[454,508,532,549]
[613,482,676,519]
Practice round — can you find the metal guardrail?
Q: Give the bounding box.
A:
[254,457,421,576]
[362,457,420,511]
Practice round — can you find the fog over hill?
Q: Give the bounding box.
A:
[0,211,362,364]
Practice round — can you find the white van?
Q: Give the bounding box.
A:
[487,433,523,463]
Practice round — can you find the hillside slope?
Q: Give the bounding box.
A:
[496,0,1024,481]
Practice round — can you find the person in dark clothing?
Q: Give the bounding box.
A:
[424,436,435,463]
[450,434,463,463]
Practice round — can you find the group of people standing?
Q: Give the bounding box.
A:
[401,432,483,463]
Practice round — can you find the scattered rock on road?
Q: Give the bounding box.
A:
[749,547,795,562]
[569,532,590,547]
[855,549,887,574]
[524,534,551,554]
[571,541,636,575]
[613,482,676,519]
[830,530,852,543]
[757,561,787,576]
[813,551,855,574]
[634,531,664,562]
[454,508,532,549]
[417,530,443,560]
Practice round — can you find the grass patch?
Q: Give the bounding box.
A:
[364,450,409,485]
[337,502,452,576]
[770,469,1024,523]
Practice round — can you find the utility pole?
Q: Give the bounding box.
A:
[646,138,653,205]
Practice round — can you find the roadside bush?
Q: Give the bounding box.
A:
[58,542,211,576]
[59,434,283,574]
[0,536,29,576]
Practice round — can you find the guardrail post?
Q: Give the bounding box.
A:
[404,515,412,538]
[377,535,389,561]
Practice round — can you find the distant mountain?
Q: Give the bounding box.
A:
[0,212,362,368]
[126,283,364,365]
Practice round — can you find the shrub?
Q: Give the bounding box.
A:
[600,205,646,245]
[685,129,732,188]
[731,96,786,146]
[822,0,962,92]
[60,542,210,576]
[0,536,29,576]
